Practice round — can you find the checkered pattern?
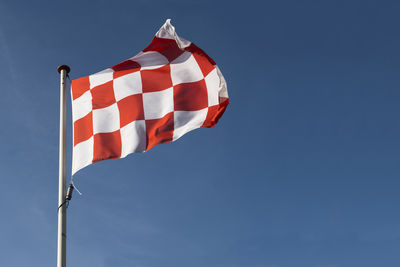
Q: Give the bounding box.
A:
[71,19,229,175]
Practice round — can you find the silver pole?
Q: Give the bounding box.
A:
[57,65,70,267]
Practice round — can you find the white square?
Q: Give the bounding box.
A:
[72,90,92,121]
[173,109,207,141]
[204,68,220,107]
[92,103,120,134]
[120,120,146,157]
[131,51,169,70]
[113,71,142,101]
[216,66,228,99]
[142,87,173,120]
[89,68,113,89]
[170,52,204,85]
[72,136,94,175]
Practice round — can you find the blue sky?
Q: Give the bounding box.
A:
[0,0,400,266]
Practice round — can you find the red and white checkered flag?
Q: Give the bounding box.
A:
[71,19,229,175]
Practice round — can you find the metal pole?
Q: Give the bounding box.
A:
[57,65,70,267]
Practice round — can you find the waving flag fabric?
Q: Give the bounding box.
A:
[71,19,229,175]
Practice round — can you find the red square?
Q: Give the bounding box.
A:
[93,130,122,163]
[192,53,215,77]
[117,94,144,128]
[173,79,208,111]
[145,112,174,151]
[202,99,229,128]
[72,76,90,100]
[143,37,184,62]
[141,65,173,93]
[112,60,141,79]
[73,112,93,146]
[91,81,116,109]
[185,43,216,65]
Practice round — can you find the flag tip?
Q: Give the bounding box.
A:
[57,65,71,74]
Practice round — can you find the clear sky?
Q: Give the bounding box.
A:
[0,0,399,266]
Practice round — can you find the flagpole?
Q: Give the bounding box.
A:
[57,65,70,267]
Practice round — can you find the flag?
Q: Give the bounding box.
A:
[71,19,229,175]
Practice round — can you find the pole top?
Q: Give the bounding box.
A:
[57,65,71,74]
